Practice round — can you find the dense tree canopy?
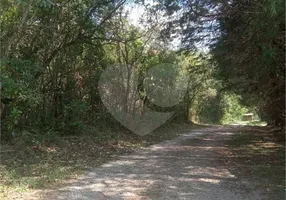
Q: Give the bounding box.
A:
[149,0,285,126]
[0,0,284,142]
[212,0,285,126]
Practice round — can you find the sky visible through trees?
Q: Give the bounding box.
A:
[0,0,284,140]
[0,1,285,199]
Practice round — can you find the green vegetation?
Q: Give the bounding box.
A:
[0,1,205,142]
[150,0,285,126]
[2,0,282,143]
[212,0,285,126]
[219,93,247,124]
[0,0,284,198]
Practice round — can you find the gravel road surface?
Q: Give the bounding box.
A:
[27,127,273,200]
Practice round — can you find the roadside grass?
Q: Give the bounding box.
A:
[227,129,285,198]
[0,122,198,199]
[246,120,267,126]
[229,120,267,126]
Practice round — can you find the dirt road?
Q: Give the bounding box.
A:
[27,126,284,200]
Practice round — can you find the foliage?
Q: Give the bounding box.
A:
[149,0,285,126]
[212,0,285,126]
[1,59,42,140]
[1,0,275,144]
[196,90,221,124]
[0,0,130,141]
[219,93,247,124]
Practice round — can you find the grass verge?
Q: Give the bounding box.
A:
[0,122,198,199]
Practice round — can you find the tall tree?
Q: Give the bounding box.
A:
[148,0,285,126]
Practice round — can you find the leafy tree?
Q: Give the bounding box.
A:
[148,0,285,126]
[0,0,129,140]
[212,0,285,126]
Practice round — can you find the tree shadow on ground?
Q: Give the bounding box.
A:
[37,126,284,200]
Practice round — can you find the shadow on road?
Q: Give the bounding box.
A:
[37,126,284,200]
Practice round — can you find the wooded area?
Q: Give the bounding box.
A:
[0,1,285,199]
[0,0,284,141]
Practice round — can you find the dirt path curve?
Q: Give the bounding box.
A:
[32,126,267,200]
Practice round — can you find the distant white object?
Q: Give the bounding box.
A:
[242,113,253,121]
